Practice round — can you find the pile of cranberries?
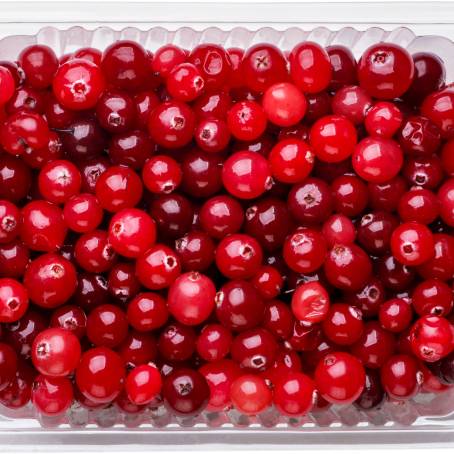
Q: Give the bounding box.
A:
[0,38,453,422]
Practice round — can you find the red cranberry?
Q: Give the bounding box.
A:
[377,254,416,292]
[193,90,232,120]
[262,300,294,340]
[332,85,372,125]
[215,279,264,332]
[365,101,403,138]
[358,43,414,99]
[0,278,29,323]
[6,86,45,115]
[410,315,453,362]
[398,188,439,224]
[379,298,413,333]
[288,177,333,225]
[53,59,105,110]
[0,240,30,278]
[73,47,102,65]
[404,152,444,189]
[38,160,81,204]
[290,42,331,93]
[107,262,140,303]
[354,369,385,410]
[0,155,32,203]
[133,90,160,130]
[331,175,368,217]
[422,88,454,139]
[322,214,356,247]
[0,342,17,391]
[142,154,182,194]
[287,320,323,352]
[322,303,364,346]
[32,374,73,415]
[63,193,103,233]
[152,44,186,77]
[357,211,399,256]
[117,331,157,367]
[162,367,209,416]
[168,271,216,326]
[175,231,215,272]
[324,243,372,292]
[194,117,230,153]
[44,95,79,129]
[412,278,453,316]
[199,359,241,411]
[269,138,314,183]
[136,244,181,290]
[250,266,283,300]
[76,347,125,404]
[291,281,330,324]
[188,44,231,91]
[102,40,149,91]
[310,115,357,162]
[0,66,15,105]
[196,324,232,362]
[74,230,117,273]
[0,200,20,244]
[148,101,195,149]
[417,233,454,281]
[262,82,307,127]
[327,45,357,90]
[315,352,365,404]
[227,100,267,141]
[96,90,136,133]
[438,178,454,226]
[71,272,107,312]
[125,364,162,405]
[50,305,87,339]
[353,137,403,183]
[273,371,315,416]
[127,292,168,332]
[24,253,76,309]
[158,323,196,362]
[230,374,272,415]
[95,165,143,213]
[398,116,441,156]
[347,277,386,318]
[0,360,35,409]
[19,45,58,89]
[381,354,421,400]
[31,328,81,377]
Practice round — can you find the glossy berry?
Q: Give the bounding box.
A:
[19,45,58,89]
[74,230,117,273]
[291,281,330,324]
[127,292,168,332]
[358,43,414,99]
[196,324,232,362]
[86,304,128,348]
[262,300,294,340]
[96,90,136,133]
[32,375,73,416]
[166,63,205,102]
[50,305,87,339]
[310,115,357,162]
[322,214,356,247]
[322,303,364,346]
[194,117,231,153]
[31,328,81,377]
[398,116,441,156]
[332,85,372,125]
[230,374,272,415]
[380,354,421,400]
[63,193,103,233]
[268,139,314,183]
[76,347,125,404]
[250,265,283,300]
[327,45,357,90]
[273,371,315,416]
[0,66,15,104]
[412,279,453,316]
[23,253,77,309]
[175,231,215,272]
[167,271,216,325]
[365,102,403,138]
[125,364,162,405]
[379,298,413,333]
[227,100,267,141]
[0,343,17,391]
[290,42,332,93]
[53,59,105,110]
[314,352,365,404]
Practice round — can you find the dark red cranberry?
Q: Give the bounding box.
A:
[0,155,32,203]
[327,45,357,90]
[331,175,368,217]
[175,231,215,272]
[332,85,372,125]
[417,233,454,281]
[0,240,30,278]
[377,254,416,292]
[158,323,196,362]
[73,273,108,312]
[422,88,454,139]
[50,305,87,339]
[379,298,413,333]
[398,116,441,156]
[381,354,421,400]
[79,157,109,194]
[347,277,386,318]
[354,369,385,410]
[368,175,408,212]
[6,86,45,115]
[96,90,136,133]
[357,211,399,256]
[19,44,58,89]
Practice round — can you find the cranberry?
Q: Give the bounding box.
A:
[354,369,385,410]
[96,90,136,133]
[180,148,223,198]
[166,63,205,102]
[244,197,290,252]
[0,360,35,409]
[162,367,209,416]
[175,231,215,272]
[117,331,157,367]
[412,279,453,316]
[262,82,306,127]
[127,292,168,332]
[381,354,421,400]
[0,240,30,278]
[417,233,454,281]
[0,111,50,155]
[19,44,58,89]
[31,327,81,377]
[441,139,454,177]
[0,278,28,324]
[290,42,331,93]
[262,300,294,340]
[390,221,434,266]
[404,153,445,190]
[124,364,161,407]
[324,243,372,292]
[59,119,107,162]
[331,175,368,217]
[142,155,182,194]
[368,176,408,212]
[379,298,413,333]
[134,91,160,130]
[32,374,73,415]
[188,44,231,91]
[6,86,45,115]
[327,45,357,90]
[199,359,241,411]
[230,374,272,415]
[152,44,186,77]
[71,273,107,311]
[63,193,103,233]
[398,116,441,156]
[44,95,79,129]
[23,253,76,309]
[429,351,454,385]
[76,347,125,404]
[216,279,264,332]
[398,188,439,225]
[194,117,230,153]
[321,303,364,346]
[353,137,403,183]
[0,66,15,105]
[310,115,357,162]
[268,138,314,183]
[358,43,414,99]
[250,266,283,300]
[273,371,315,416]
[377,254,416,292]
[38,160,81,204]
[405,52,446,104]
[0,342,17,391]
[0,155,32,203]
[74,230,117,273]
[315,352,365,404]
[0,200,20,244]
[283,228,327,274]
[158,323,196,362]
[288,320,323,352]
[357,211,399,256]
[193,90,232,120]
[288,177,333,225]
[53,59,105,110]
[422,88,454,139]
[227,100,267,141]
[322,214,356,247]
[438,178,454,226]
[50,305,87,339]
[291,281,330,324]
[365,101,403,138]
[410,315,453,362]
[95,165,143,213]
[73,47,102,65]
[102,40,149,91]
[195,324,231,362]
[332,85,372,125]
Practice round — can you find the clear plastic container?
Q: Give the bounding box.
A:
[0,1,454,448]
